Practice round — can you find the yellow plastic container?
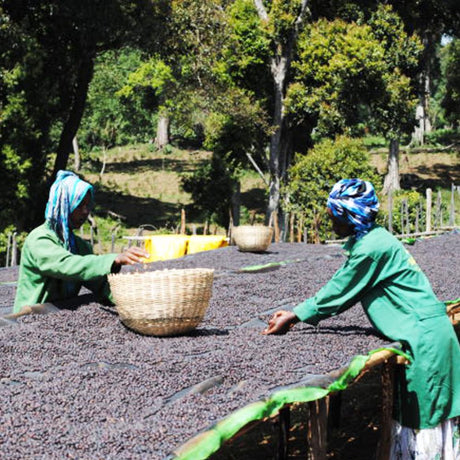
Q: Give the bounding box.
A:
[187,235,228,255]
[144,235,190,262]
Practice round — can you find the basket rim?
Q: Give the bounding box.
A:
[108,267,215,281]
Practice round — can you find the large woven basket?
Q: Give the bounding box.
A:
[108,268,214,336]
[232,225,274,252]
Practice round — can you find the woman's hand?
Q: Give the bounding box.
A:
[114,247,150,266]
[262,310,299,335]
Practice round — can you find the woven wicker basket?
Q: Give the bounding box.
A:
[232,225,274,252]
[108,268,214,336]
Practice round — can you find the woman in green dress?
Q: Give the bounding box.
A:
[14,170,148,313]
[263,179,459,458]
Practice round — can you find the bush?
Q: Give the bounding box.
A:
[384,190,424,235]
[284,136,380,242]
[181,154,236,228]
[424,128,460,147]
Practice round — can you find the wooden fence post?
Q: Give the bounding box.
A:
[272,211,280,243]
[180,208,186,235]
[306,397,328,459]
[376,358,396,460]
[297,215,303,243]
[289,213,295,243]
[11,232,17,266]
[405,199,410,234]
[400,199,405,234]
[388,190,393,234]
[5,233,11,268]
[425,188,432,232]
[449,183,455,227]
[277,406,290,460]
[435,190,442,229]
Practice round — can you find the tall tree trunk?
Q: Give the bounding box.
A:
[383,138,401,194]
[231,180,241,226]
[267,73,287,221]
[411,33,435,146]
[412,70,432,146]
[155,115,170,149]
[52,55,95,178]
[254,0,310,223]
[73,137,81,171]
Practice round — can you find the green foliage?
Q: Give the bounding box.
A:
[1,0,169,232]
[181,154,235,228]
[284,136,380,241]
[79,48,157,151]
[287,5,422,140]
[424,128,460,147]
[440,38,460,126]
[387,190,424,235]
[0,226,27,267]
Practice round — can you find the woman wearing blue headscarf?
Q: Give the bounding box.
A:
[14,171,148,313]
[263,179,459,458]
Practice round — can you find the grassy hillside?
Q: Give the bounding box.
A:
[76,143,459,253]
[77,144,267,252]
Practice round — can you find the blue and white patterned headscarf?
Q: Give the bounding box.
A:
[327,179,379,239]
[45,170,94,252]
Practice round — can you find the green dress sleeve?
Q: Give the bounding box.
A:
[293,252,380,325]
[31,231,116,281]
[14,224,118,312]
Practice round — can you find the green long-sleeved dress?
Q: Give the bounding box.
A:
[14,222,118,313]
[293,225,460,429]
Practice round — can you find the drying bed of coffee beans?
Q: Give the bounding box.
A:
[0,233,458,459]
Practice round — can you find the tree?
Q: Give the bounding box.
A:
[388,0,460,145]
[1,0,168,231]
[440,38,460,126]
[79,48,156,152]
[286,5,421,194]
[284,136,379,241]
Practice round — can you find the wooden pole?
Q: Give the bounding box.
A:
[425,188,432,232]
[388,190,393,233]
[273,211,280,243]
[400,200,404,234]
[5,233,11,268]
[449,183,455,227]
[11,232,17,266]
[306,398,328,459]
[435,190,442,229]
[277,406,290,460]
[289,213,295,243]
[376,358,396,460]
[405,199,410,234]
[180,208,186,235]
[297,215,303,243]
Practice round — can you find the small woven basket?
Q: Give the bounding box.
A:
[232,225,274,252]
[108,268,214,336]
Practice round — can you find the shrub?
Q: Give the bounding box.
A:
[424,128,460,147]
[284,136,380,242]
[384,190,424,235]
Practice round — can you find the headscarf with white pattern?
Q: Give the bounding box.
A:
[327,179,379,239]
[45,170,93,252]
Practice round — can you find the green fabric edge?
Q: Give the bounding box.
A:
[239,259,305,272]
[173,346,410,460]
